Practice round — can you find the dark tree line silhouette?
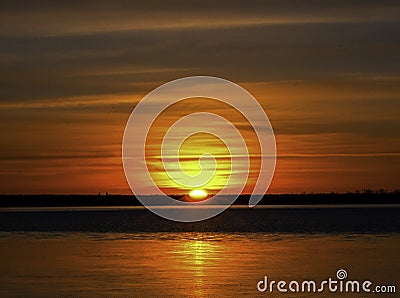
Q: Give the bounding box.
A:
[0,190,398,207]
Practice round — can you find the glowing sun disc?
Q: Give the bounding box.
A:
[189,189,208,200]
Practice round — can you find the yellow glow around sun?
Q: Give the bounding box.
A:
[147,130,232,194]
[189,189,208,200]
[144,98,262,196]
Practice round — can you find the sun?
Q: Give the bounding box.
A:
[189,189,208,200]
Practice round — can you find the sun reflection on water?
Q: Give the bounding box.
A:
[167,238,226,295]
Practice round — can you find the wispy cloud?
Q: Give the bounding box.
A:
[0,1,399,193]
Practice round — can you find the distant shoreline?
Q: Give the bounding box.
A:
[0,192,398,207]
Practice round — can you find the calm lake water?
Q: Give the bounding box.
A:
[0,206,399,297]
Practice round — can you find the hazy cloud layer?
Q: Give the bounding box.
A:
[0,1,399,193]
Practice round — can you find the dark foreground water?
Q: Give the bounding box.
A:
[0,205,399,233]
[0,206,399,297]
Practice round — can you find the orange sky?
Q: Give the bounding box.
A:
[0,1,399,194]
